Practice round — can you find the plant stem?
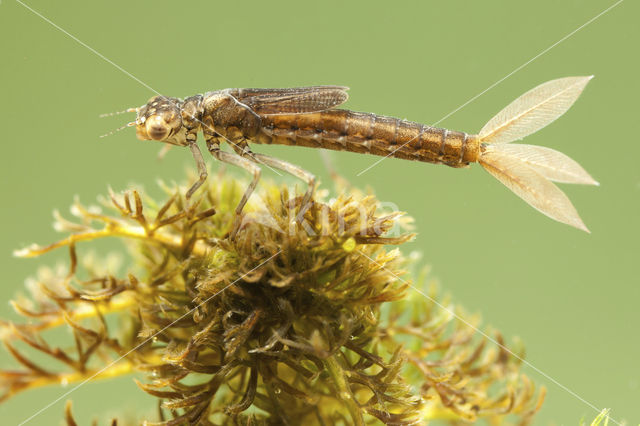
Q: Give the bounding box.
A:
[325,355,363,426]
[14,224,214,259]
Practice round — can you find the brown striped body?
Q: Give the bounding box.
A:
[256,110,480,167]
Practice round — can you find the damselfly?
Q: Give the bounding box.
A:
[107,77,597,231]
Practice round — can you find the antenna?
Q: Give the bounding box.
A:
[100,121,136,138]
[99,107,138,118]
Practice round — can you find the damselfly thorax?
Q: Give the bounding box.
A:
[109,78,597,233]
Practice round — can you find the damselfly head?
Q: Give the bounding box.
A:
[134,96,185,145]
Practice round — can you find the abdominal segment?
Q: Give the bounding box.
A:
[256,110,479,167]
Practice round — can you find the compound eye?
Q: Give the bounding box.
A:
[145,115,170,140]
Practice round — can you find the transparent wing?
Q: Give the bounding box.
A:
[479,76,593,144]
[233,86,349,115]
[479,149,589,232]
[489,144,598,185]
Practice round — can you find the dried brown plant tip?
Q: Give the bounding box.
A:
[3,172,543,425]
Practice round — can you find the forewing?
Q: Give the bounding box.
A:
[235,86,349,115]
[489,144,598,185]
[479,76,592,144]
[479,149,589,232]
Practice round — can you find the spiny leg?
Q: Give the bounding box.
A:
[206,139,262,217]
[251,153,316,222]
[186,142,208,200]
[225,135,316,222]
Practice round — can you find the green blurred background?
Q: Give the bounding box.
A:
[1,0,638,424]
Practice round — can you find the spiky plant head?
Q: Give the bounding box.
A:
[3,171,543,425]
